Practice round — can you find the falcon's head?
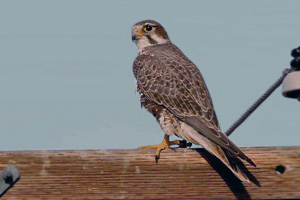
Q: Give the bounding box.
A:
[132,20,170,52]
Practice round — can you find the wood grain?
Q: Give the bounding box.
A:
[0,147,299,199]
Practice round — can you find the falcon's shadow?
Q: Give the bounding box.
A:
[195,148,260,200]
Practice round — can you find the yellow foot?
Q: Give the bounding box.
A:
[138,135,183,163]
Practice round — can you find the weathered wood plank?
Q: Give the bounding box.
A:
[0,147,299,199]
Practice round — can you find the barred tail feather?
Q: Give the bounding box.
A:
[178,122,250,183]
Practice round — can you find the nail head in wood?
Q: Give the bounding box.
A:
[0,165,20,197]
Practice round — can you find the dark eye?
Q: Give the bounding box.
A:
[144,24,153,32]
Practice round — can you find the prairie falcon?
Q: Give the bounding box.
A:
[132,20,256,182]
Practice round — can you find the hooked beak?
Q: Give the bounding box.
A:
[132,28,143,42]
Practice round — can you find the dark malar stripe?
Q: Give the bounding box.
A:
[146,35,158,45]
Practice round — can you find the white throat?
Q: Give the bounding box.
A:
[136,37,153,53]
[136,34,169,53]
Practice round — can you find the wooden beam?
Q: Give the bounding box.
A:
[0,147,299,199]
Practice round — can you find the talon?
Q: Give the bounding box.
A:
[155,155,159,163]
[179,140,193,148]
[138,135,183,163]
[179,140,187,148]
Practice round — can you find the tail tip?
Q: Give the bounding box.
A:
[246,157,256,167]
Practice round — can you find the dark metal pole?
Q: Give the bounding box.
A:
[225,68,292,137]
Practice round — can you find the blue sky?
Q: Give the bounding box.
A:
[0,0,299,150]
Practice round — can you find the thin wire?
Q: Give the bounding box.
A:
[225,68,292,137]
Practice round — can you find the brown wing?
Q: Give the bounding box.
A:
[133,46,255,167]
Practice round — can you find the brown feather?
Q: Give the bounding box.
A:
[132,21,256,182]
[133,42,256,167]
